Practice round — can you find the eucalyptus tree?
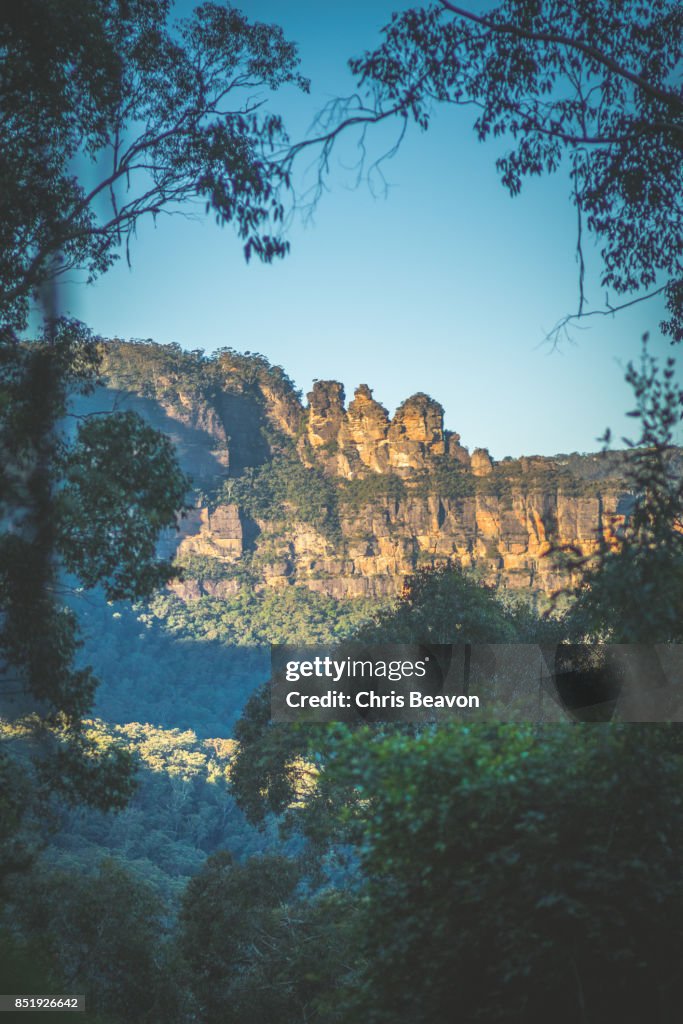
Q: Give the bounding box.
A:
[0,1,306,820]
[291,0,682,342]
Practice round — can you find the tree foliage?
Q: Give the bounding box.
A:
[0,0,308,332]
[295,0,682,341]
[59,409,188,600]
[568,338,683,641]
[358,561,550,643]
[227,449,342,540]
[0,321,187,812]
[329,722,683,1024]
[228,563,554,831]
[14,858,171,1022]
[1,0,306,823]
[4,7,683,1022]
[179,851,358,1024]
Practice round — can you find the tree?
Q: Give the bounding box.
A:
[359,562,553,643]
[0,319,188,819]
[567,337,683,642]
[12,858,173,1021]
[179,851,300,1024]
[330,722,683,1024]
[0,2,306,825]
[0,0,308,333]
[179,851,359,1024]
[290,0,682,342]
[228,564,555,838]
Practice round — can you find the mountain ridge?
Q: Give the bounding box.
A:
[79,338,638,599]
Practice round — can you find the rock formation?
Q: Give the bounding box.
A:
[93,339,643,602]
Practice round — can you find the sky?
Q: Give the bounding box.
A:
[66,0,675,460]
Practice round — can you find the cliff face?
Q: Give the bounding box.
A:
[96,340,637,601]
[189,487,628,598]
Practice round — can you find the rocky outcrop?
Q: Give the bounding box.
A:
[396,394,444,444]
[446,431,472,468]
[471,448,494,477]
[260,380,303,438]
[300,382,451,479]
[227,486,621,593]
[205,485,630,598]
[160,503,243,562]
[95,339,644,600]
[343,385,391,474]
[306,380,346,448]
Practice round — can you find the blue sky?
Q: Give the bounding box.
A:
[69,0,674,459]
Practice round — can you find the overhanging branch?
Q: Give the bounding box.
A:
[545,284,669,347]
[438,1,683,114]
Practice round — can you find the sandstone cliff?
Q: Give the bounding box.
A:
[96,339,639,601]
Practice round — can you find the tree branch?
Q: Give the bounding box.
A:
[282,100,410,171]
[438,1,683,113]
[546,285,669,347]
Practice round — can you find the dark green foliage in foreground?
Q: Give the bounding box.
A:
[179,852,359,1024]
[180,852,299,1023]
[1,0,308,835]
[0,745,47,883]
[1,0,307,333]
[228,563,556,831]
[337,1,683,342]
[13,859,172,1023]
[59,411,188,600]
[358,562,559,644]
[7,721,683,1024]
[2,855,183,1023]
[4,556,683,1024]
[325,723,683,1024]
[0,928,98,1024]
[0,321,189,832]
[1,720,292,1016]
[229,683,319,830]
